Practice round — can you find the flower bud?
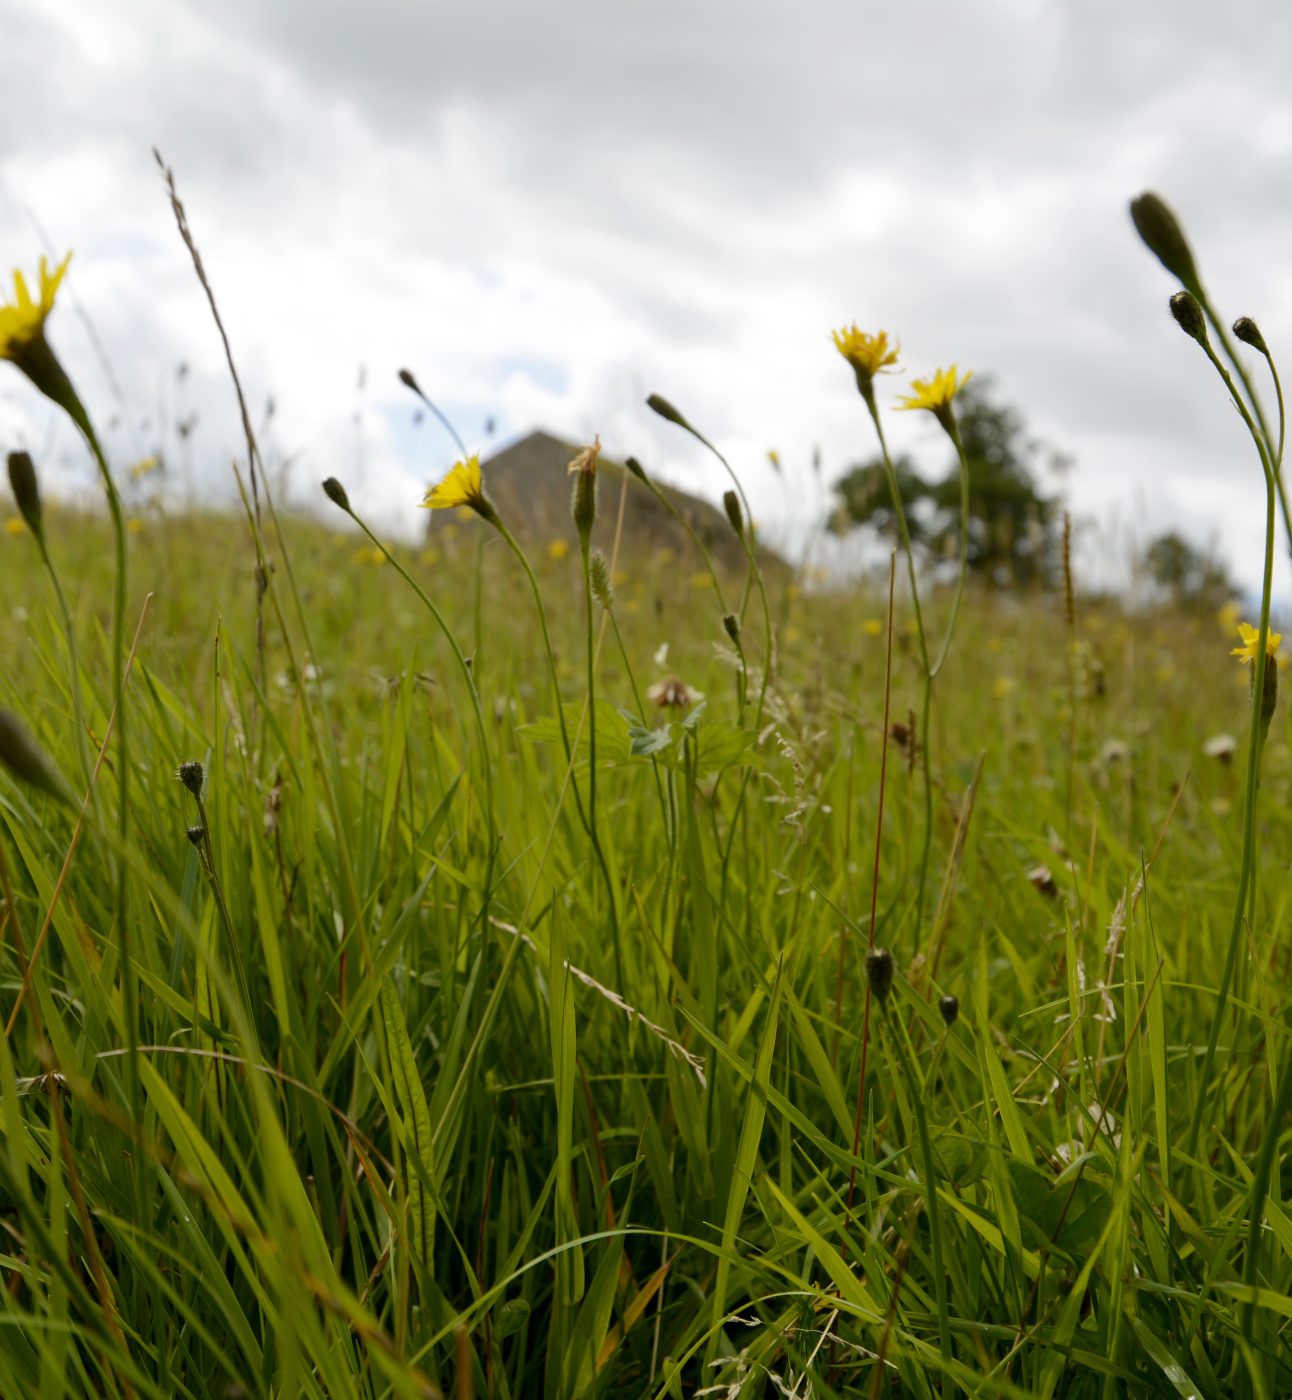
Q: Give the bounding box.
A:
[0,709,73,805]
[1259,653,1278,733]
[568,437,600,540]
[7,451,43,540]
[1233,317,1268,354]
[1168,291,1208,346]
[646,394,691,431]
[322,477,351,512]
[186,825,205,847]
[624,456,649,483]
[938,994,959,1027]
[722,489,743,538]
[865,946,895,1005]
[1129,193,1201,293]
[177,759,204,797]
[723,613,741,646]
[397,367,421,393]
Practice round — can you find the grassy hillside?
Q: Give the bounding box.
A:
[0,467,1288,1396]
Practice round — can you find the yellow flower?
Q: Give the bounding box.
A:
[832,325,900,382]
[129,454,161,480]
[689,571,713,590]
[1231,621,1282,664]
[862,618,884,637]
[896,366,973,420]
[1218,600,1241,633]
[5,517,26,536]
[420,453,490,516]
[0,254,71,371]
[455,504,476,522]
[352,545,388,566]
[992,676,1016,700]
[126,517,144,535]
[547,538,570,561]
[419,548,440,567]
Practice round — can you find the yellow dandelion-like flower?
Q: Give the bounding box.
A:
[0,254,71,372]
[455,504,476,523]
[420,453,490,515]
[1231,621,1282,664]
[5,517,26,536]
[419,547,440,567]
[547,538,570,561]
[831,325,900,384]
[862,618,884,637]
[126,517,144,535]
[129,454,161,480]
[1217,600,1241,634]
[896,366,973,421]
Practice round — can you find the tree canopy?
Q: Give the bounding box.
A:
[831,376,1069,587]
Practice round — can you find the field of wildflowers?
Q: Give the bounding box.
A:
[0,180,1288,1397]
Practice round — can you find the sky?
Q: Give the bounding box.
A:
[2,0,1291,602]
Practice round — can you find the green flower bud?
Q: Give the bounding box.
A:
[1233,317,1268,354]
[865,946,895,1005]
[7,451,43,540]
[177,759,204,797]
[722,489,743,538]
[1130,193,1201,293]
[0,709,74,805]
[1169,291,1208,346]
[322,477,351,512]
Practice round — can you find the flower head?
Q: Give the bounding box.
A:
[420,453,494,521]
[1231,621,1282,665]
[648,675,703,709]
[0,255,71,368]
[896,366,973,425]
[832,325,899,396]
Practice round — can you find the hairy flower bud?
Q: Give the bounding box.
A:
[1233,317,1268,354]
[568,436,600,540]
[177,759,204,797]
[1168,291,1208,346]
[7,451,42,540]
[1130,193,1201,293]
[865,946,895,1005]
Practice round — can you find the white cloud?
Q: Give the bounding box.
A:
[2,0,1290,603]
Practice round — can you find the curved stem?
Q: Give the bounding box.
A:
[1186,343,1278,1163]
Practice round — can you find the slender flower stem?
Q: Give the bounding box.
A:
[861,396,937,940]
[1185,343,1278,1163]
[344,509,496,856]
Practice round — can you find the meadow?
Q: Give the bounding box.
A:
[0,187,1288,1398]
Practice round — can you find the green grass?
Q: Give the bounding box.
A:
[0,488,1287,1398]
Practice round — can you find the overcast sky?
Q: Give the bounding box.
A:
[3,0,1290,602]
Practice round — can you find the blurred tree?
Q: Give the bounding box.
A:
[1143,529,1234,607]
[831,377,1068,586]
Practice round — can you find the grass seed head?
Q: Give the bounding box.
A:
[186,824,205,847]
[939,994,960,1027]
[589,548,613,610]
